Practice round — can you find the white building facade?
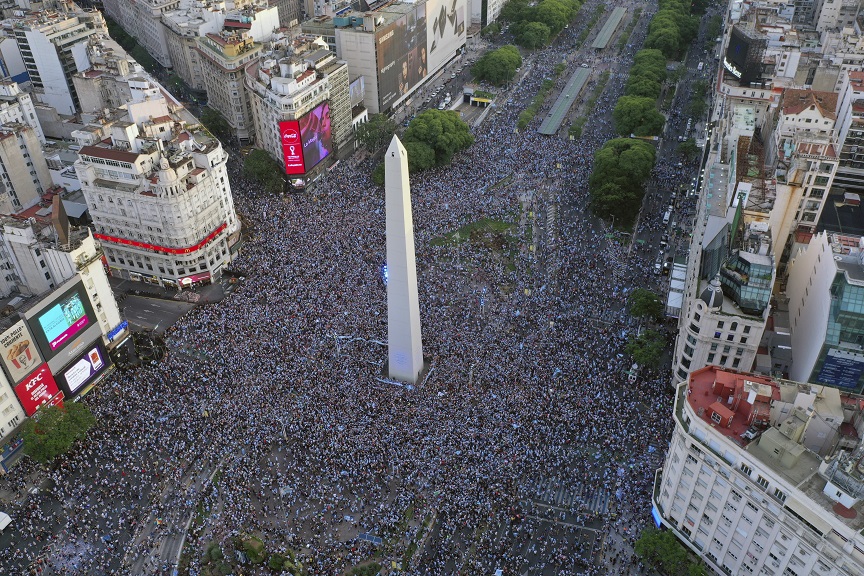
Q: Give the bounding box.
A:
[73,86,239,287]
[656,366,864,576]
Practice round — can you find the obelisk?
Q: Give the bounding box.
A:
[385,135,424,384]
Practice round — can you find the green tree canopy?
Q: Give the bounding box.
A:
[403,109,474,166]
[499,0,535,23]
[22,403,96,464]
[625,76,662,99]
[625,330,666,369]
[472,45,522,86]
[534,0,570,35]
[633,49,668,76]
[612,96,666,136]
[645,25,680,59]
[355,114,397,152]
[635,528,706,575]
[589,138,656,226]
[629,288,664,321]
[677,138,700,160]
[243,149,284,194]
[200,107,232,141]
[403,140,437,172]
[517,21,551,49]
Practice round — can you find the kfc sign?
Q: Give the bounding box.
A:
[279,120,305,175]
[13,363,61,417]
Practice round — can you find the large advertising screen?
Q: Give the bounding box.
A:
[349,76,365,108]
[426,0,466,75]
[376,5,428,110]
[279,120,305,175]
[817,349,864,389]
[0,321,43,384]
[57,342,109,398]
[25,281,97,363]
[13,363,60,417]
[298,101,333,171]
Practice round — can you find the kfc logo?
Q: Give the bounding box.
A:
[25,369,45,392]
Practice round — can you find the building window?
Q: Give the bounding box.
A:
[757,475,769,490]
[773,488,787,503]
[740,463,752,476]
[707,353,715,363]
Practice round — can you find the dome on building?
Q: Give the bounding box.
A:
[700,276,724,309]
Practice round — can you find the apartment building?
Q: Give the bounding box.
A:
[655,366,864,576]
[9,8,107,114]
[162,1,229,92]
[245,34,350,173]
[101,0,178,68]
[73,82,240,287]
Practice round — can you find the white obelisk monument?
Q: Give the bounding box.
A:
[385,135,424,384]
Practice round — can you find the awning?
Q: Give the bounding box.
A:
[180,272,211,285]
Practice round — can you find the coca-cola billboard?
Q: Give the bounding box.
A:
[13,363,61,417]
[279,120,305,175]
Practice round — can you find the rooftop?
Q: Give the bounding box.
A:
[687,366,864,531]
[781,89,839,120]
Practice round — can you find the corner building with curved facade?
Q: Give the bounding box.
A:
[73,81,239,288]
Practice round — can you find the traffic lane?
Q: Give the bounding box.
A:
[121,295,195,334]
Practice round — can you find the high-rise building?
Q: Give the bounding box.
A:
[786,231,864,392]
[0,219,126,472]
[194,5,280,144]
[303,0,468,115]
[0,123,52,214]
[0,81,45,144]
[245,34,350,175]
[655,365,864,576]
[73,82,240,287]
[9,8,107,114]
[162,2,230,93]
[101,0,177,68]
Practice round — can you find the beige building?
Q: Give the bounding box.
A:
[195,28,263,143]
[0,123,52,214]
[245,35,351,172]
[101,0,178,68]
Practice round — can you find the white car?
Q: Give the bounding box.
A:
[0,512,10,531]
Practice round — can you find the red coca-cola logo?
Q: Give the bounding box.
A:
[282,128,300,144]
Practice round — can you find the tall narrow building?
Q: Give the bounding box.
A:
[385,135,423,384]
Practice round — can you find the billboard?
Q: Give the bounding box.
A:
[0,321,43,384]
[279,120,305,175]
[57,342,109,397]
[25,280,97,363]
[426,0,466,75]
[376,4,428,110]
[13,363,60,417]
[724,26,765,85]
[298,101,333,171]
[817,349,864,389]
[349,76,365,108]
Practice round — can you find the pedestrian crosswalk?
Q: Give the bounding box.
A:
[523,476,611,515]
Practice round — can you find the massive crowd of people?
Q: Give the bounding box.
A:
[0,0,718,574]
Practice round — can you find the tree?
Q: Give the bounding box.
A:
[481,22,502,37]
[688,97,706,118]
[534,0,569,35]
[625,76,662,99]
[472,45,522,86]
[403,109,474,167]
[355,114,397,152]
[243,149,284,194]
[635,527,706,575]
[645,26,680,59]
[629,288,664,321]
[499,0,535,23]
[200,107,232,142]
[403,140,437,172]
[517,21,550,49]
[677,138,700,160]
[22,403,96,464]
[625,330,666,369]
[612,96,665,136]
[633,49,668,78]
